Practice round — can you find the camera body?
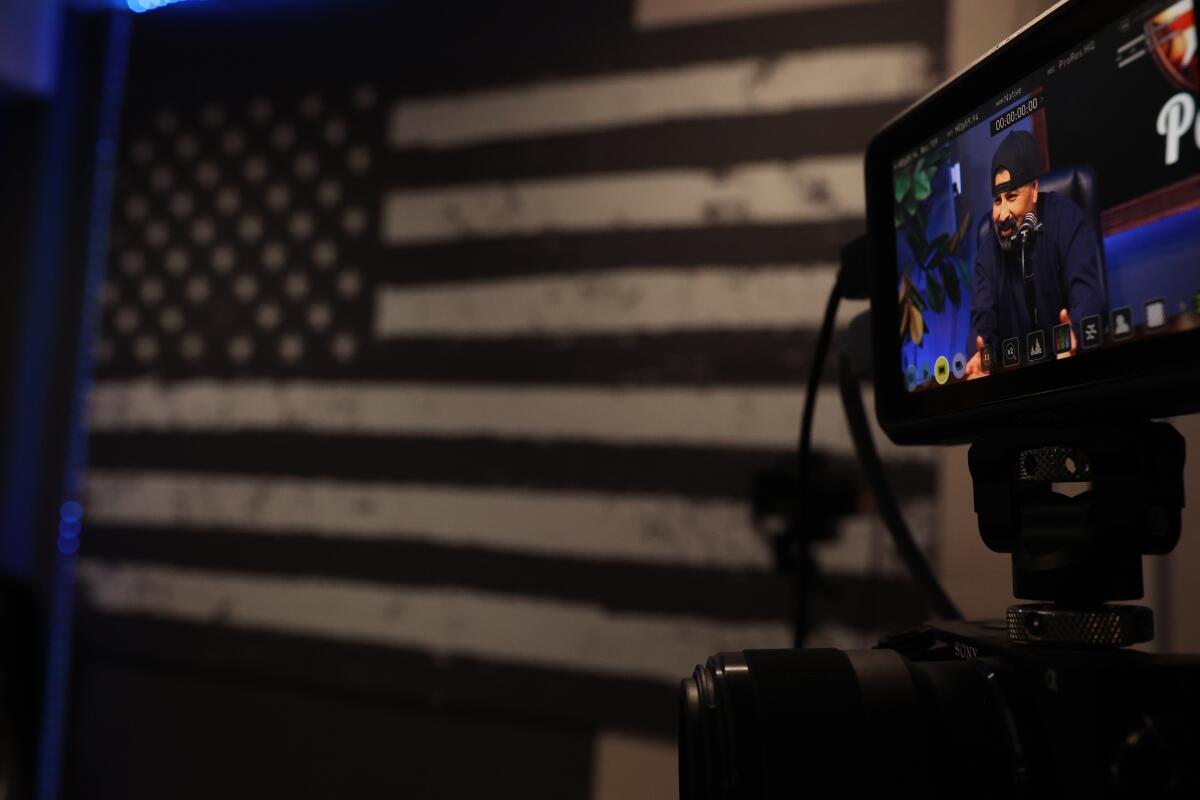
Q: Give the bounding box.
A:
[681,2,1200,796]
[682,621,1200,798]
[680,420,1195,798]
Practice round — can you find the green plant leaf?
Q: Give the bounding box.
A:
[914,206,929,239]
[941,259,961,306]
[909,304,925,346]
[925,272,945,313]
[925,233,951,267]
[904,272,927,311]
[912,169,932,201]
[955,256,973,292]
[948,210,972,253]
[894,172,912,203]
[899,273,927,328]
[904,228,926,263]
[904,192,918,216]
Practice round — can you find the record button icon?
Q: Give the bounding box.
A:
[934,355,950,385]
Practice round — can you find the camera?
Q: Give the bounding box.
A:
[680,1,1200,796]
[683,620,1200,797]
[682,421,1200,797]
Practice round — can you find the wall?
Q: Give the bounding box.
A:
[63,1,1200,798]
[68,0,947,797]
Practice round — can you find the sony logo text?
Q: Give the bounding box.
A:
[953,641,980,660]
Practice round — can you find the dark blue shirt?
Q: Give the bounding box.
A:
[970,191,1107,358]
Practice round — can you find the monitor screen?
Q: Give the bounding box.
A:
[891,0,1199,394]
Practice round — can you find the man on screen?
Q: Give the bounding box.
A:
[964,130,1107,378]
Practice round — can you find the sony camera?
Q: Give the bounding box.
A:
[680,0,1200,796]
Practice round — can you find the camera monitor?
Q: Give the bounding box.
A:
[866,0,1200,443]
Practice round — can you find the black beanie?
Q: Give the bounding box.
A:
[991,130,1041,195]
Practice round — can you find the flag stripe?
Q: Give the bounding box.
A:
[81,470,932,575]
[374,221,866,283]
[76,560,792,683]
[385,102,910,187]
[819,501,933,573]
[94,0,948,742]
[80,525,930,626]
[87,433,938,500]
[89,382,903,455]
[74,611,677,735]
[373,265,838,338]
[387,45,932,150]
[379,157,864,245]
[96,328,843,385]
[83,470,773,569]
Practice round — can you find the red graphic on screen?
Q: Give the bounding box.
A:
[1147,1,1198,91]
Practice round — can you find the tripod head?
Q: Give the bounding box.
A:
[968,422,1185,647]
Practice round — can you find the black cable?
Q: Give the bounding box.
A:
[797,275,842,519]
[837,347,963,621]
[790,276,843,646]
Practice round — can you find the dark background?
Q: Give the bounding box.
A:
[1040,4,1200,212]
[0,1,951,797]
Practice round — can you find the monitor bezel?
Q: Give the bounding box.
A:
[866,0,1200,445]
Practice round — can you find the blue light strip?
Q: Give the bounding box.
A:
[35,12,131,800]
[127,0,200,12]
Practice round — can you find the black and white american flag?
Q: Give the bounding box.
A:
[78,0,944,735]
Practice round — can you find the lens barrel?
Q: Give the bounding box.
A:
[680,647,1010,799]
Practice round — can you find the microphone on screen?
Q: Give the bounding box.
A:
[1017,211,1043,247]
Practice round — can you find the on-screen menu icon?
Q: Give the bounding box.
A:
[1111,307,1133,340]
[1080,314,1102,349]
[1002,337,1020,368]
[1053,323,1072,355]
[1027,329,1046,362]
[1145,298,1167,331]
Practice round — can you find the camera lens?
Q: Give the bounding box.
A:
[680,648,1014,799]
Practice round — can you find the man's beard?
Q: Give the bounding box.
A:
[995,218,1018,251]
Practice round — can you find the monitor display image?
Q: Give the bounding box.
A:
[892,0,1200,393]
